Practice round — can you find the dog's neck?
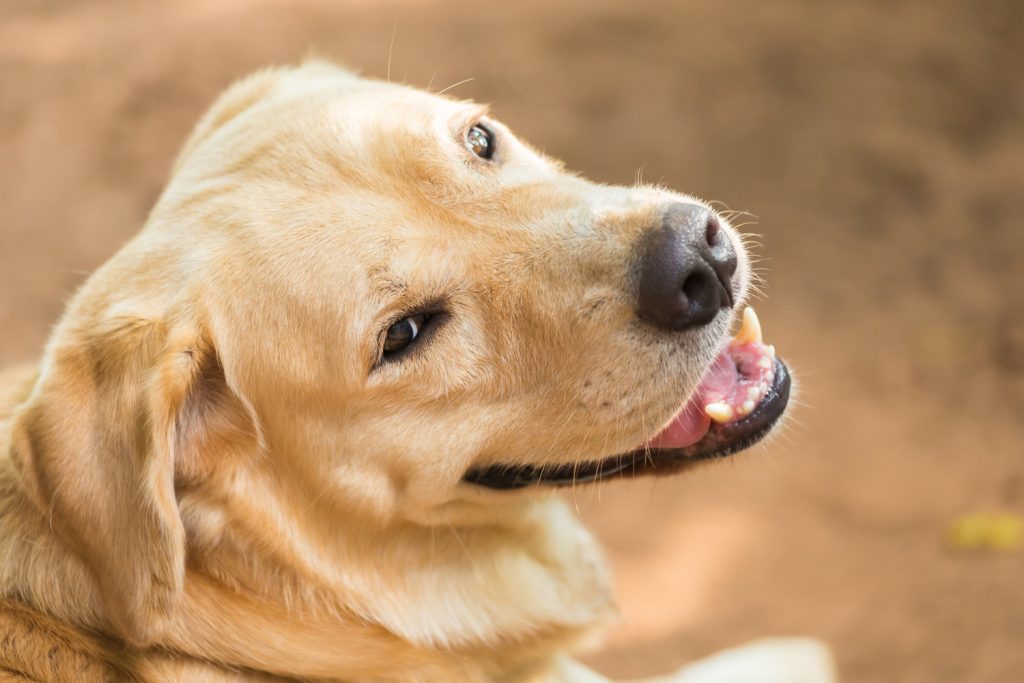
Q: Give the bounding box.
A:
[171,475,617,680]
[0,434,615,681]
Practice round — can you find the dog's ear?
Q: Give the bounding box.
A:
[172,67,286,173]
[9,317,260,645]
[173,60,359,173]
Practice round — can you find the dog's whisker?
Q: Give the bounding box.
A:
[444,523,477,570]
[386,17,399,83]
[733,225,761,232]
[634,164,648,187]
[436,77,475,96]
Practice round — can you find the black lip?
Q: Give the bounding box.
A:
[464,358,791,491]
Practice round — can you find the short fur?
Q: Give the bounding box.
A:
[0,62,834,682]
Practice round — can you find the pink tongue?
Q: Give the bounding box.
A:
[641,353,741,449]
[642,400,711,449]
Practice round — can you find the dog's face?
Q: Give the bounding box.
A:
[11,62,789,644]
[145,62,786,522]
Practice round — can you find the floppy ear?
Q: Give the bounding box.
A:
[9,318,259,645]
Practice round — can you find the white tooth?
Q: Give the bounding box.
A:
[747,386,761,401]
[740,400,755,415]
[758,356,772,369]
[734,306,763,345]
[767,344,776,358]
[705,402,734,423]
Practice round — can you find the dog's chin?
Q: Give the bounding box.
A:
[463,307,790,491]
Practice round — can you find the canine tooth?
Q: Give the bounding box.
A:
[747,386,761,401]
[740,400,755,415]
[758,356,772,369]
[705,402,734,423]
[734,307,763,345]
[767,344,776,358]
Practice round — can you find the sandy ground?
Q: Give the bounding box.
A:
[1,1,1022,681]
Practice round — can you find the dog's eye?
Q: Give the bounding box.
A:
[383,314,428,356]
[465,123,495,160]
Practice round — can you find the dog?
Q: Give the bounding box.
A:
[0,61,834,682]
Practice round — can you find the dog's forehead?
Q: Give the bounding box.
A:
[327,79,480,129]
[269,72,477,162]
[165,68,596,317]
[310,77,559,185]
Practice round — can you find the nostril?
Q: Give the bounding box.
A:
[681,270,713,304]
[705,216,721,247]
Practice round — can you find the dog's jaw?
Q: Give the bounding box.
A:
[463,306,792,490]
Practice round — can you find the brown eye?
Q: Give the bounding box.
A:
[383,314,427,356]
[465,123,495,160]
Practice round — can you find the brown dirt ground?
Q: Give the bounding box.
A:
[1,1,1022,681]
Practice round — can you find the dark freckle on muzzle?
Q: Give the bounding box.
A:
[635,203,738,332]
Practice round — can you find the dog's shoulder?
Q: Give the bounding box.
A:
[0,367,137,682]
[0,598,136,683]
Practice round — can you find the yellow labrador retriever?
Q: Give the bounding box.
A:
[0,62,834,682]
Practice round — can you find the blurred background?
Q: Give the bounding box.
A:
[1,1,1022,681]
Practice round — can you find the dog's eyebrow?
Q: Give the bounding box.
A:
[366,263,408,296]
[456,103,491,128]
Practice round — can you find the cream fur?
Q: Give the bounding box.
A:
[0,62,834,683]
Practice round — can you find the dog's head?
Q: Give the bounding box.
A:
[9,62,789,644]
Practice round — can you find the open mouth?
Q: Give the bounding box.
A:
[465,307,790,490]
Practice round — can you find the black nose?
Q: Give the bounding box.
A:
[636,203,737,331]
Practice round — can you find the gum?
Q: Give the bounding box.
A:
[703,340,776,421]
